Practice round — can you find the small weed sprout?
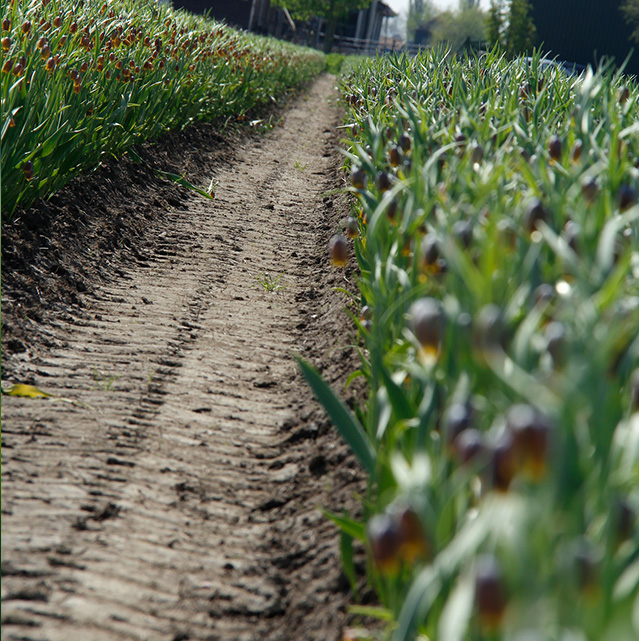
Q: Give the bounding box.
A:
[253,272,286,292]
[206,178,218,198]
[93,367,118,391]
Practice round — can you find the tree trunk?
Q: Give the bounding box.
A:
[323,16,337,53]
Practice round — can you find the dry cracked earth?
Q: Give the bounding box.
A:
[1,75,371,641]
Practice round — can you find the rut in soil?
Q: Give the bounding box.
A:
[1,75,365,641]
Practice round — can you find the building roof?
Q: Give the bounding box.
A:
[379,2,398,18]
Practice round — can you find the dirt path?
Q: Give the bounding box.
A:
[1,75,366,641]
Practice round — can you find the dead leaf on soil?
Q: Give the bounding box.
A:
[2,383,53,398]
[2,383,96,411]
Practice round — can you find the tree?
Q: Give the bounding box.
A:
[621,0,639,42]
[505,0,536,56]
[407,0,437,40]
[271,0,373,53]
[430,6,487,51]
[486,0,504,48]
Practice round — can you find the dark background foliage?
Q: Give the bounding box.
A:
[532,0,639,74]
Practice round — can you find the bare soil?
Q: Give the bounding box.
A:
[1,75,370,641]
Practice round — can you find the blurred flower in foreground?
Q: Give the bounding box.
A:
[408,297,445,366]
[330,235,348,267]
[475,555,507,633]
[367,505,429,575]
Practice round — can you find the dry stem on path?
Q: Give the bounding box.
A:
[1,75,367,641]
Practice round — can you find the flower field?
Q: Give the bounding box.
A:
[0,0,324,219]
[2,0,638,637]
[301,49,639,640]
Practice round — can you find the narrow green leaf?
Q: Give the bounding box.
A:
[322,508,367,541]
[348,605,394,621]
[345,369,365,389]
[393,566,441,641]
[416,383,438,449]
[596,206,639,273]
[437,570,475,641]
[375,387,392,441]
[296,357,376,476]
[155,169,215,200]
[379,363,415,422]
[340,529,359,599]
[614,559,639,601]
[594,251,632,313]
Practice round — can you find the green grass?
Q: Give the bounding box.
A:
[326,52,346,74]
[325,52,367,75]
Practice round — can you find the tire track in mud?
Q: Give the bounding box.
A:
[1,75,364,641]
